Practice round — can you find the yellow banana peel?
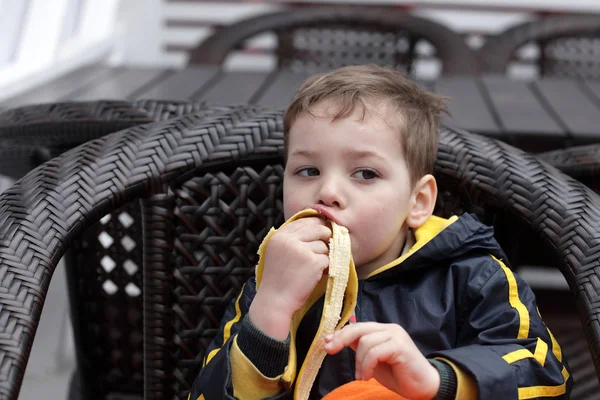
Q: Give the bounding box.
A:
[255,209,358,399]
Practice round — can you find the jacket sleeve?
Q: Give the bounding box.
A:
[188,277,293,400]
[431,255,572,399]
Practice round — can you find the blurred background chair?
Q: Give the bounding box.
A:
[0,104,598,399]
[478,15,600,79]
[0,100,208,181]
[189,7,479,76]
[539,143,600,193]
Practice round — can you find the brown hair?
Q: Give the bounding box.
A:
[283,64,449,185]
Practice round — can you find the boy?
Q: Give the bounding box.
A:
[189,65,571,399]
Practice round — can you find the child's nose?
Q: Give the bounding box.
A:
[317,181,344,208]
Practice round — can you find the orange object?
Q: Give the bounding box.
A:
[322,379,405,400]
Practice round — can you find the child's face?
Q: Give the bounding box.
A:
[283,101,417,274]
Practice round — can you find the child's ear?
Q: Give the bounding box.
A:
[406,174,438,229]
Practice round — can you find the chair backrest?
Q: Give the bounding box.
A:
[478,15,600,79]
[0,104,599,400]
[188,7,479,76]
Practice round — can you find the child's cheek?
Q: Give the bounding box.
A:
[358,205,398,243]
[283,193,305,220]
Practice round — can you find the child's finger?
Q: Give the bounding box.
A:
[353,331,392,378]
[307,240,329,255]
[285,217,331,241]
[324,322,386,354]
[323,335,346,355]
[314,253,330,271]
[360,340,395,381]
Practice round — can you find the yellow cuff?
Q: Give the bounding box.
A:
[435,357,478,400]
[230,335,283,400]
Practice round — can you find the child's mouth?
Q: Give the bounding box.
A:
[308,205,345,229]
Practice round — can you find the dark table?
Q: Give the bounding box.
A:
[4,64,600,152]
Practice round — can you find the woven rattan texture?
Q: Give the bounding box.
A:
[0,100,210,144]
[171,166,285,398]
[277,26,427,74]
[478,15,600,78]
[189,7,479,75]
[0,105,599,399]
[542,36,600,78]
[539,144,600,193]
[0,100,209,179]
[67,203,145,397]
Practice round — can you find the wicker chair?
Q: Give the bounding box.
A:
[0,104,598,400]
[478,15,600,79]
[189,7,479,76]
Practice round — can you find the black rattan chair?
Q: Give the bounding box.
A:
[0,104,598,399]
[478,15,600,79]
[189,7,479,76]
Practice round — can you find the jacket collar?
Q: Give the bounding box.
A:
[366,213,504,279]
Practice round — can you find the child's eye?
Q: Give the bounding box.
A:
[352,169,379,180]
[296,167,320,177]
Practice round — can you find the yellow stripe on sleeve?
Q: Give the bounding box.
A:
[492,258,568,399]
[546,327,562,363]
[536,307,563,363]
[203,283,246,367]
[494,256,529,339]
[517,366,569,399]
[502,338,548,366]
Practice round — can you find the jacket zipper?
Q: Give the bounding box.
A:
[355,280,363,322]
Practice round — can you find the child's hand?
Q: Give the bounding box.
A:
[249,217,331,339]
[324,322,440,400]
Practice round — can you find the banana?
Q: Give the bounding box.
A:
[293,220,353,400]
[254,209,358,400]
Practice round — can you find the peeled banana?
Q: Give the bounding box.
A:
[254,209,358,400]
[294,219,353,399]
